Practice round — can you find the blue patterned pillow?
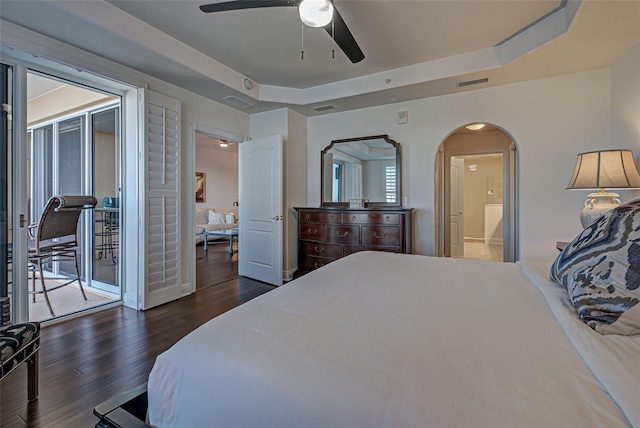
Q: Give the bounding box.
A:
[550,198,640,335]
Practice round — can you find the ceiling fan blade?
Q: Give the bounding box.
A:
[323,8,364,64]
[199,0,298,13]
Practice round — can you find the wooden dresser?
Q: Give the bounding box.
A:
[294,207,413,273]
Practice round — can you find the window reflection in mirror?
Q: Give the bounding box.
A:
[332,162,343,201]
[322,135,400,206]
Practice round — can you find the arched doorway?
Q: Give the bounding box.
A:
[435,124,518,262]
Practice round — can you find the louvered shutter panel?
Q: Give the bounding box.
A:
[143,91,181,309]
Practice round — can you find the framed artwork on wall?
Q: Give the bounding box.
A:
[195,172,206,203]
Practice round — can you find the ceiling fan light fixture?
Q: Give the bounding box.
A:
[299,0,334,28]
[465,123,486,131]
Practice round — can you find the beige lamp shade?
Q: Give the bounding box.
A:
[567,149,640,228]
[566,149,640,190]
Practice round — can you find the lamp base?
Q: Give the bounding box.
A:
[580,191,621,228]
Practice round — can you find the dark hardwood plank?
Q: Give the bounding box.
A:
[0,246,274,428]
[196,240,239,290]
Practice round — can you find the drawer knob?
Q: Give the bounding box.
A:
[308,228,318,235]
[314,246,324,253]
[314,262,319,268]
[337,231,349,238]
[374,232,387,239]
[330,215,335,220]
[351,216,356,220]
[305,214,310,220]
[385,216,390,221]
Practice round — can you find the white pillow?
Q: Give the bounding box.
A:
[225,213,236,224]
[208,210,226,224]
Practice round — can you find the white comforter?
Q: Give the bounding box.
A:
[148,252,636,427]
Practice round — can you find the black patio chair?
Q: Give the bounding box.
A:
[28,195,97,317]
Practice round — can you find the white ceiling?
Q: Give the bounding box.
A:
[1,0,639,117]
[196,132,239,153]
[107,0,563,88]
[26,73,65,101]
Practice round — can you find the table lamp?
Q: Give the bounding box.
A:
[566,149,640,228]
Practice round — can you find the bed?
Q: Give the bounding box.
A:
[134,200,640,427]
[146,250,639,427]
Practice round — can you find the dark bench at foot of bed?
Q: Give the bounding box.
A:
[94,383,150,428]
[0,321,41,402]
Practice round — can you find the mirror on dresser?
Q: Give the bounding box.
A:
[321,135,400,207]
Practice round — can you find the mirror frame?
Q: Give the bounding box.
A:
[320,134,401,208]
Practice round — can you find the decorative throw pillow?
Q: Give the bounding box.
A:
[225,213,236,224]
[208,210,226,224]
[550,198,640,335]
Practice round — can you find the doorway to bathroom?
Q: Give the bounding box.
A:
[435,124,518,262]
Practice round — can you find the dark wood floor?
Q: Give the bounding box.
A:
[0,242,275,428]
[196,237,238,290]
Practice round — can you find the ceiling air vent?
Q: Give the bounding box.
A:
[222,95,253,108]
[457,78,489,88]
[314,105,335,112]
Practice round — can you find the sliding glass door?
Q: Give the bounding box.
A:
[27,101,121,318]
[30,117,87,280]
[91,106,120,293]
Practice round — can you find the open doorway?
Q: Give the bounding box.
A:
[25,72,121,321]
[194,131,240,290]
[435,124,518,262]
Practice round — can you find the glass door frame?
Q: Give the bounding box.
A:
[27,100,121,297]
[1,63,11,321]
[4,61,28,323]
[87,104,121,295]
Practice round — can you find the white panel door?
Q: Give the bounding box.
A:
[141,90,181,309]
[450,158,465,257]
[239,135,283,286]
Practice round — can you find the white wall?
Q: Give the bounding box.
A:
[611,40,640,147]
[611,40,640,198]
[457,154,503,240]
[308,69,620,262]
[195,142,238,215]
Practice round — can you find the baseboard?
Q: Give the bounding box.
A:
[485,238,503,245]
[180,282,194,296]
[464,237,484,243]
[123,292,138,309]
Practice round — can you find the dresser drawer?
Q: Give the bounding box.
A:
[299,224,327,241]
[300,241,343,259]
[326,225,360,245]
[362,226,401,247]
[299,211,342,224]
[343,213,400,225]
[299,255,335,271]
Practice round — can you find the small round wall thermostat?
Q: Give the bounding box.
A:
[243,78,252,90]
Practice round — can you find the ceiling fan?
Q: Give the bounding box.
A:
[199,0,365,63]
